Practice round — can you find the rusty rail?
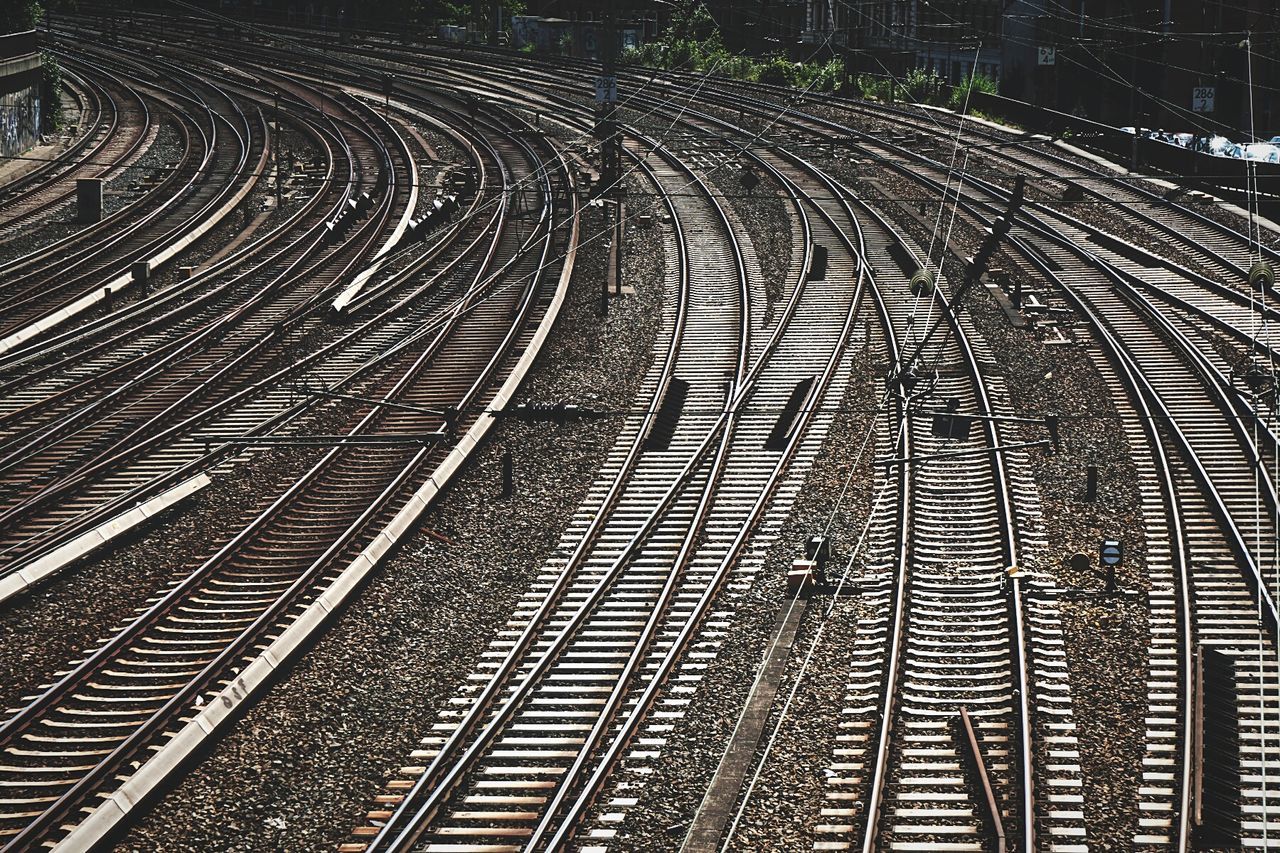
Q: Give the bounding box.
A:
[955,706,1007,853]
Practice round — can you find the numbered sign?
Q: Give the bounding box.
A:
[1192,86,1215,112]
[1037,46,1056,66]
[595,75,618,105]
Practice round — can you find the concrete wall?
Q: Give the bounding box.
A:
[0,30,41,157]
[0,83,40,157]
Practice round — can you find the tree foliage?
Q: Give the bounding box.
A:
[1,0,43,33]
[949,71,998,110]
[422,0,525,34]
[619,1,845,94]
[41,49,63,131]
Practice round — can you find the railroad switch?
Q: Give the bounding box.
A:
[788,558,818,598]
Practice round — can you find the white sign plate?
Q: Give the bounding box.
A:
[1192,86,1215,112]
[595,75,617,105]
[1037,46,1056,66]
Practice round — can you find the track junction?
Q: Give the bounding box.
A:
[0,10,1278,853]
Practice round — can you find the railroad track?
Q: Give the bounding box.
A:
[375,50,1086,852]
[823,192,1047,852]
[708,77,1280,274]
[0,62,255,355]
[0,67,151,238]
[775,91,1280,850]
[0,58,437,596]
[238,40,1280,850]
[0,83,579,850]
[340,116,755,851]
[5,17,1280,851]
[329,58,887,845]
[1012,226,1280,848]
[0,82,549,618]
[778,82,1280,850]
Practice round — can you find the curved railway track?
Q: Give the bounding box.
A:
[343,117,756,851]
[0,52,258,353]
[4,18,1280,852]
[323,63,899,849]
[0,66,151,238]
[0,74,580,850]
[354,50,1075,853]
[0,62,436,598]
[405,44,1280,851]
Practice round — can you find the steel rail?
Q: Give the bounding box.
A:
[0,87,500,590]
[0,96,572,852]
[364,122,753,852]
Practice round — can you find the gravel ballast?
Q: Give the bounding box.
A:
[857,165,1151,848]
[115,179,666,852]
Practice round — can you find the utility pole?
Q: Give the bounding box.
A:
[596,7,622,315]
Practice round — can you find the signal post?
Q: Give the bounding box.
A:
[596,9,622,314]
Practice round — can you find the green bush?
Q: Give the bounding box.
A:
[901,67,947,106]
[756,54,795,86]
[40,50,62,132]
[949,72,997,110]
[618,1,847,94]
[719,54,759,82]
[855,73,895,101]
[621,42,666,68]
[793,57,844,92]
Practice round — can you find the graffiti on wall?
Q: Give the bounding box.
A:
[0,86,41,157]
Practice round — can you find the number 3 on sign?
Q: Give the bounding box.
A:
[1037,47,1056,66]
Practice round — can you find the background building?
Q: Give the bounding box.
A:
[836,0,1275,137]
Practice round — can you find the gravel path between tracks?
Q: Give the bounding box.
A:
[856,166,1151,849]
[706,168,790,333]
[114,178,666,853]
